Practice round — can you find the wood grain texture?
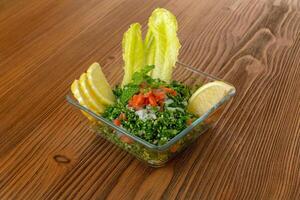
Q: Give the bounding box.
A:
[0,0,300,199]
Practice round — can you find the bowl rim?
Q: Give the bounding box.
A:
[66,61,236,151]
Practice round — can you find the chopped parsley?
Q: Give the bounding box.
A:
[102,66,196,145]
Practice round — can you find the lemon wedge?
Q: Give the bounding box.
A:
[87,63,115,105]
[79,73,105,114]
[187,81,235,117]
[71,80,95,121]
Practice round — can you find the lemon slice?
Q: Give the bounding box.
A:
[187,81,235,116]
[79,73,105,114]
[87,63,115,105]
[71,80,95,121]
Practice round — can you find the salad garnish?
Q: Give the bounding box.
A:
[103,65,196,145]
[70,8,234,147]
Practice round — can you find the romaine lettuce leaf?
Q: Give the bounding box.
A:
[145,8,181,83]
[144,30,156,68]
[121,23,145,86]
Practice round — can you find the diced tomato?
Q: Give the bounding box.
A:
[144,97,149,105]
[148,95,157,106]
[120,135,134,144]
[113,119,121,126]
[128,87,173,109]
[128,94,145,109]
[153,91,165,101]
[162,87,177,96]
[161,87,177,96]
[136,94,145,105]
[145,92,158,107]
[170,143,181,153]
[133,94,144,105]
[119,113,126,121]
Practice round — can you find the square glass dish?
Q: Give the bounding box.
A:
[66,62,236,167]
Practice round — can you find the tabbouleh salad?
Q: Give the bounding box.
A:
[103,65,196,145]
[69,8,234,166]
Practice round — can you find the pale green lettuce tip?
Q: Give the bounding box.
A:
[122,23,145,86]
[145,8,181,83]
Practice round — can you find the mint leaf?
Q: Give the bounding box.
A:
[131,65,155,85]
[131,73,143,85]
[141,65,155,74]
[120,84,140,103]
[119,65,156,103]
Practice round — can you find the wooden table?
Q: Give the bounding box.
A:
[1,0,300,199]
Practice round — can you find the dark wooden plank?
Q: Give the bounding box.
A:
[0,0,299,199]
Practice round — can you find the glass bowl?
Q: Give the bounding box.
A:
[66,61,236,167]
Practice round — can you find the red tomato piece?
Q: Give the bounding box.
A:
[113,119,121,126]
[153,91,166,101]
[161,87,177,96]
[119,113,126,121]
[120,135,134,144]
[129,94,146,109]
[170,143,181,153]
[148,95,158,106]
[144,97,149,105]
[135,94,145,106]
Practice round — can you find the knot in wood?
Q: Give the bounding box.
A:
[53,154,71,164]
